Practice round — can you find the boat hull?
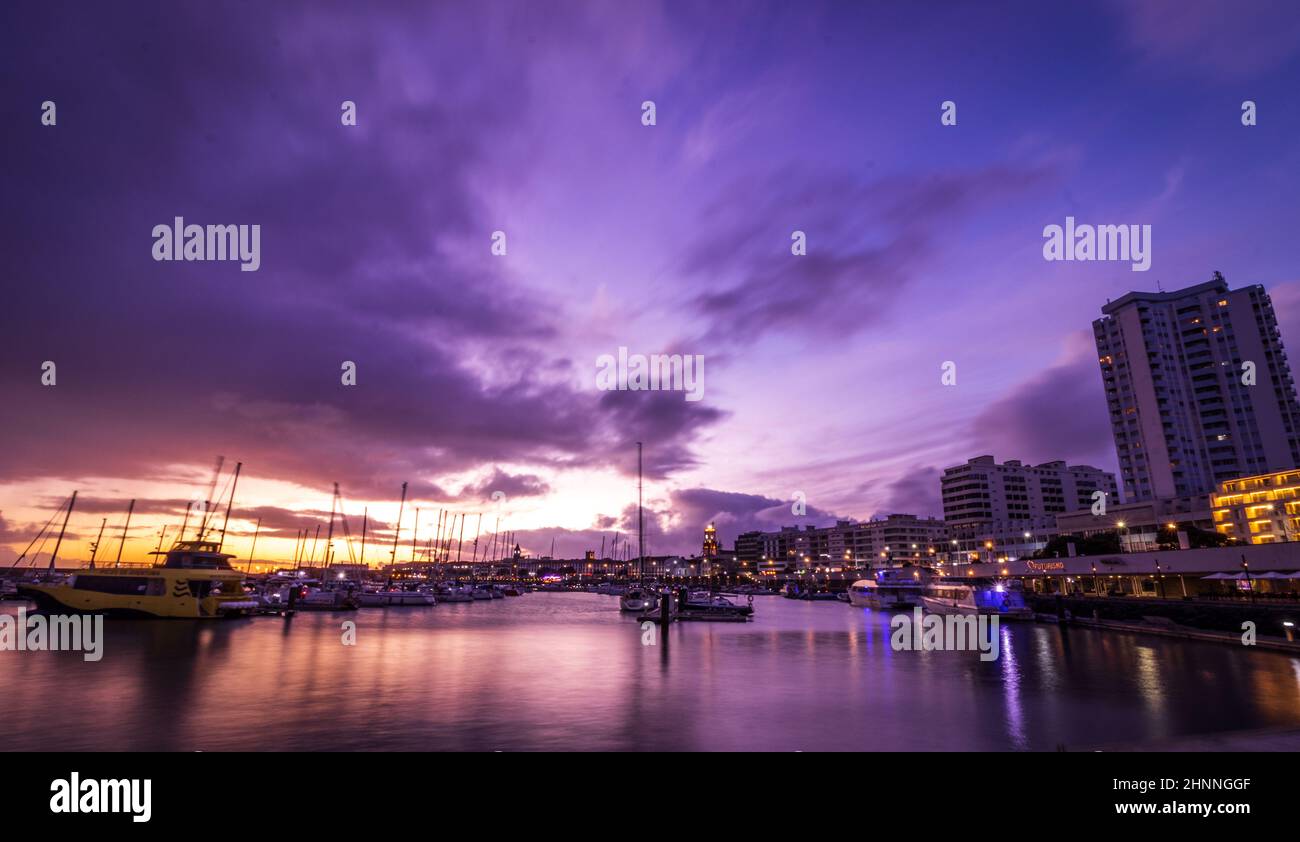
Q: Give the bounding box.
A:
[357,591,436,607]
[17,582,254,619]
[919,595,1033,620]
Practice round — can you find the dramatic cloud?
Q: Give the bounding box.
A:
[3,2,1298,559]
[968,332,1117,473]
[0,3,724,498]
[685,165,1056,345]
[457,468,551,502]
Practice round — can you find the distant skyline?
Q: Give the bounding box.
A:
[4,1,1300,562]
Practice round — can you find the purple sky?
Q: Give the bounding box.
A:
[4,1,1300,562]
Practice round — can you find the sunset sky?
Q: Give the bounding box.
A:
[3,1,1300,565]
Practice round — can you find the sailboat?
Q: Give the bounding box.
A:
[619,443,659,613]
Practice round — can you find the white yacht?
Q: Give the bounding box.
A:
[847,567,929,609]
[357,589,436,607]
[921,579,1032,619]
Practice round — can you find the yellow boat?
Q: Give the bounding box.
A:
[18,540,258,619]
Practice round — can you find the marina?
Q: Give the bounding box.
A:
[3,590,1300,752]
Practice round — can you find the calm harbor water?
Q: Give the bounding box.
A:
[3,592,1300,751]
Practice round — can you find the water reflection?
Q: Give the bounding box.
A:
[3,594,1300,751]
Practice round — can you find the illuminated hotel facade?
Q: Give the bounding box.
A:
[1211,468,1300,544]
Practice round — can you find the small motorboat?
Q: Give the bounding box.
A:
[619,586,658,612]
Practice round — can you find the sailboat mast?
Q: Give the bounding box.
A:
[389,481,407,585]
[115,498,136,566]
[217,462,242,551]
[637,442,644,582]
[322,483,338,578]
[411,507,420,563]
[456,514,466,563]
[246,517,261,573]
[471,513,482,564]
[359,507,368,568]
[432,509,444,572]
[199,456,225,540]
[89,517,107,569]
[48,490,77,572]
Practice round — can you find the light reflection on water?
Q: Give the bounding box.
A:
[2,593,1299,751]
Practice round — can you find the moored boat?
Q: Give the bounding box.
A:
[619,586,658,612]
[17,540,258,619]
[847,567,930,609]
[357,589,436,607]
[920,578,1032,619]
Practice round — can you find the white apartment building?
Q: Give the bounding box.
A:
[941,455,1118,558]
[1094,277,1300,501]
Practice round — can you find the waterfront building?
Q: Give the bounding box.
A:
[734,530,764,569]
[1093,276,1300,502]
[1054,495,1215,553]
[758,515,947,572]
[1211,467,1300,544]
[951,542,1300,601]
[941,455,1118,559]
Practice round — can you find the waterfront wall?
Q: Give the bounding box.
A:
[953,542,1300,578]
